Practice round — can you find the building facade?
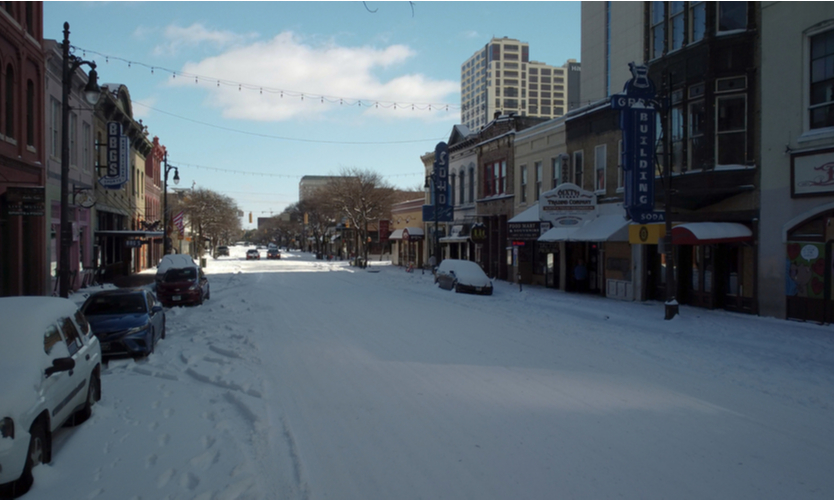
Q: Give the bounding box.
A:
[760,2,834,322]
[0,2,47,296]
[460,37,580,132]
[145,136,165,268]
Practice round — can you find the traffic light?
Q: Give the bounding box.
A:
[249,212,252,223]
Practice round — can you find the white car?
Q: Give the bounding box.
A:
[0,297,102,497]
[434,259,494,295]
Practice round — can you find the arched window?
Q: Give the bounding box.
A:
[450,174,456,206]
[5,64,14,139]
[26,79,34,147]
[459,169,465,204]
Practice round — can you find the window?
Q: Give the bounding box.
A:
[521,165,528,203]
[44,324,63,355]
[552,157,561,188]
[82,122,91,170]
[60,316,82,356]
[690,1,706,43]
[651,2,666,59]
[617,140,624,191]
[5,64,14,139]
[594,145,607,192]
[573,150,584,187]
[669,2,685,51]
[501,161,507,193]
[26,80,34,147]
[50,99,60,158]
[671,104,685,172]
[69,113,78,167]
[459,169,465,204]
[810,29,834,130]
[718,2,747,32]
[450,174,455,206]
[74,310,92,339]
[469,167,475,202]
[716,95,746,165]
[535,161,542,201]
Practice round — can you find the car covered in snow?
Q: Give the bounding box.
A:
[80,289,166,359]
[0,297,101,497]
[434,259,493,295]
[155,254,199,284]
[156,265,210,307]
[246,249,260,260]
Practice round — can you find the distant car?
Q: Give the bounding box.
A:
[257,245,267,250]
[216,245,229,257]
[156,265,211,307]
[266,248,281,259]
[246,249,260,260]
[80,289,165,359]
[0,297,101,497]
[434,259,493,295]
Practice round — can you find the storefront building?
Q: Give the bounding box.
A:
[389,198,425,267]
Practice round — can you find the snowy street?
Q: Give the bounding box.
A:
[23,246,834,500]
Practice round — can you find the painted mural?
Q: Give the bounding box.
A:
[786,242,825,299]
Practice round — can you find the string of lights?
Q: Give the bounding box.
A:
[130,101,445,145]
[74,45,461,112]
[168,159,423,180]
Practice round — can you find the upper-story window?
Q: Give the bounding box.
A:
[715,76,747,165]
[520,165,528,203]
[552,156,561,188]
[617,140,625,192]
[50,99,60,158]
[717,2,747,33]
[594,145,607,193]
[651,2,666,59]
[450,174,455,206]
[5,64,14,140]
[459,169,465,204]
[535,161,542,201]
[573,150,584,187]
[669,2,685,52]
[26,80,34,147]
[690,1,706,43]
[810,29,834,130]
[468,166,475,202]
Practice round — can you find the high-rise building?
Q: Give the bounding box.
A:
[460,37,580,131]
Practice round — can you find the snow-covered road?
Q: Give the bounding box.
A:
[23,246,834,500]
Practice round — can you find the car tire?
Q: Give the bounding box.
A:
[453,281,459,292]
[0,420,44,498]
[70,372,100,426]
[206,288,210,300]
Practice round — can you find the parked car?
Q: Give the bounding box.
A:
[434,259,493,295]
[246,249,260,260]
[267,248,281,259]
[155,254,199,284]
[0,297,101,497]
[156,264,211,307]
[80,289,165,359]
[216,245,230,257]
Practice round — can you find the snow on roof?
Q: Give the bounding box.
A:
[538,225,581,242]
[0,297,78,366]
[157,254,198,274]
[569,214,629,242]
[508,204,540,223]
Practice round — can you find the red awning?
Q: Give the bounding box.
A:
[671,222,752,245]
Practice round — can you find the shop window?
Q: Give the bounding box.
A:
[810,29,834,130]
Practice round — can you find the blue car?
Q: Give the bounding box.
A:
[81,289,166,359]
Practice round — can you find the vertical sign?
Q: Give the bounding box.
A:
[99,121,130,189]
[378,219,390,242]
[611,63,664,223]
[422,142,454,222]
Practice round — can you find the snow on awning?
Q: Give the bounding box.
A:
[538,225,580,242]
[568,215,629,242]
[671,222,752,245]
[440,235,469,243]
[389,229,404,240]
[508,204,540,223]
[404,227,424,236]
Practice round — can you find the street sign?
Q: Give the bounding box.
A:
[422,142,454,222]
[99,122,130,189]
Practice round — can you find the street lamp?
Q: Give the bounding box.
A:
[162,152,180,256]
[59,22,101,298]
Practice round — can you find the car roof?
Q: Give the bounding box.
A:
[0,297,79,363]
[157,254,198,273]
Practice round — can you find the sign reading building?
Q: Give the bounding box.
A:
[611,63,664,223]
[99,121,130,189]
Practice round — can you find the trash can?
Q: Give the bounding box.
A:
[200,257,207,268]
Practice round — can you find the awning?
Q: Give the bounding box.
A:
[538,225,580,242]
[671,222,752,245]
[440,235,469,243]
[568,215,629,242]
[389,229,404,240]
[508,204,540,223]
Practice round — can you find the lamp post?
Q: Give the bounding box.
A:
[162,151,180,256]
[59,22,101,298]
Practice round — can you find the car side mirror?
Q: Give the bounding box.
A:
[45,357,75,377]
[200,276,208,282]
[151,304,163,314]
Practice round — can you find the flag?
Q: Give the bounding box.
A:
[173,211,185,236]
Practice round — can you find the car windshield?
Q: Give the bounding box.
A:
[84,293,146,315]
[164,268,197,282]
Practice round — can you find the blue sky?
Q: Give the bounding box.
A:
[45,1,581,228]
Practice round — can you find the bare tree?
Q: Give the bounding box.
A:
[180,188,242,257]
[323,168,396,267]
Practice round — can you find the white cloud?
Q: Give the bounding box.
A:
[131,96,158,121]
[170,31,459,123]
[150,23,259,56]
